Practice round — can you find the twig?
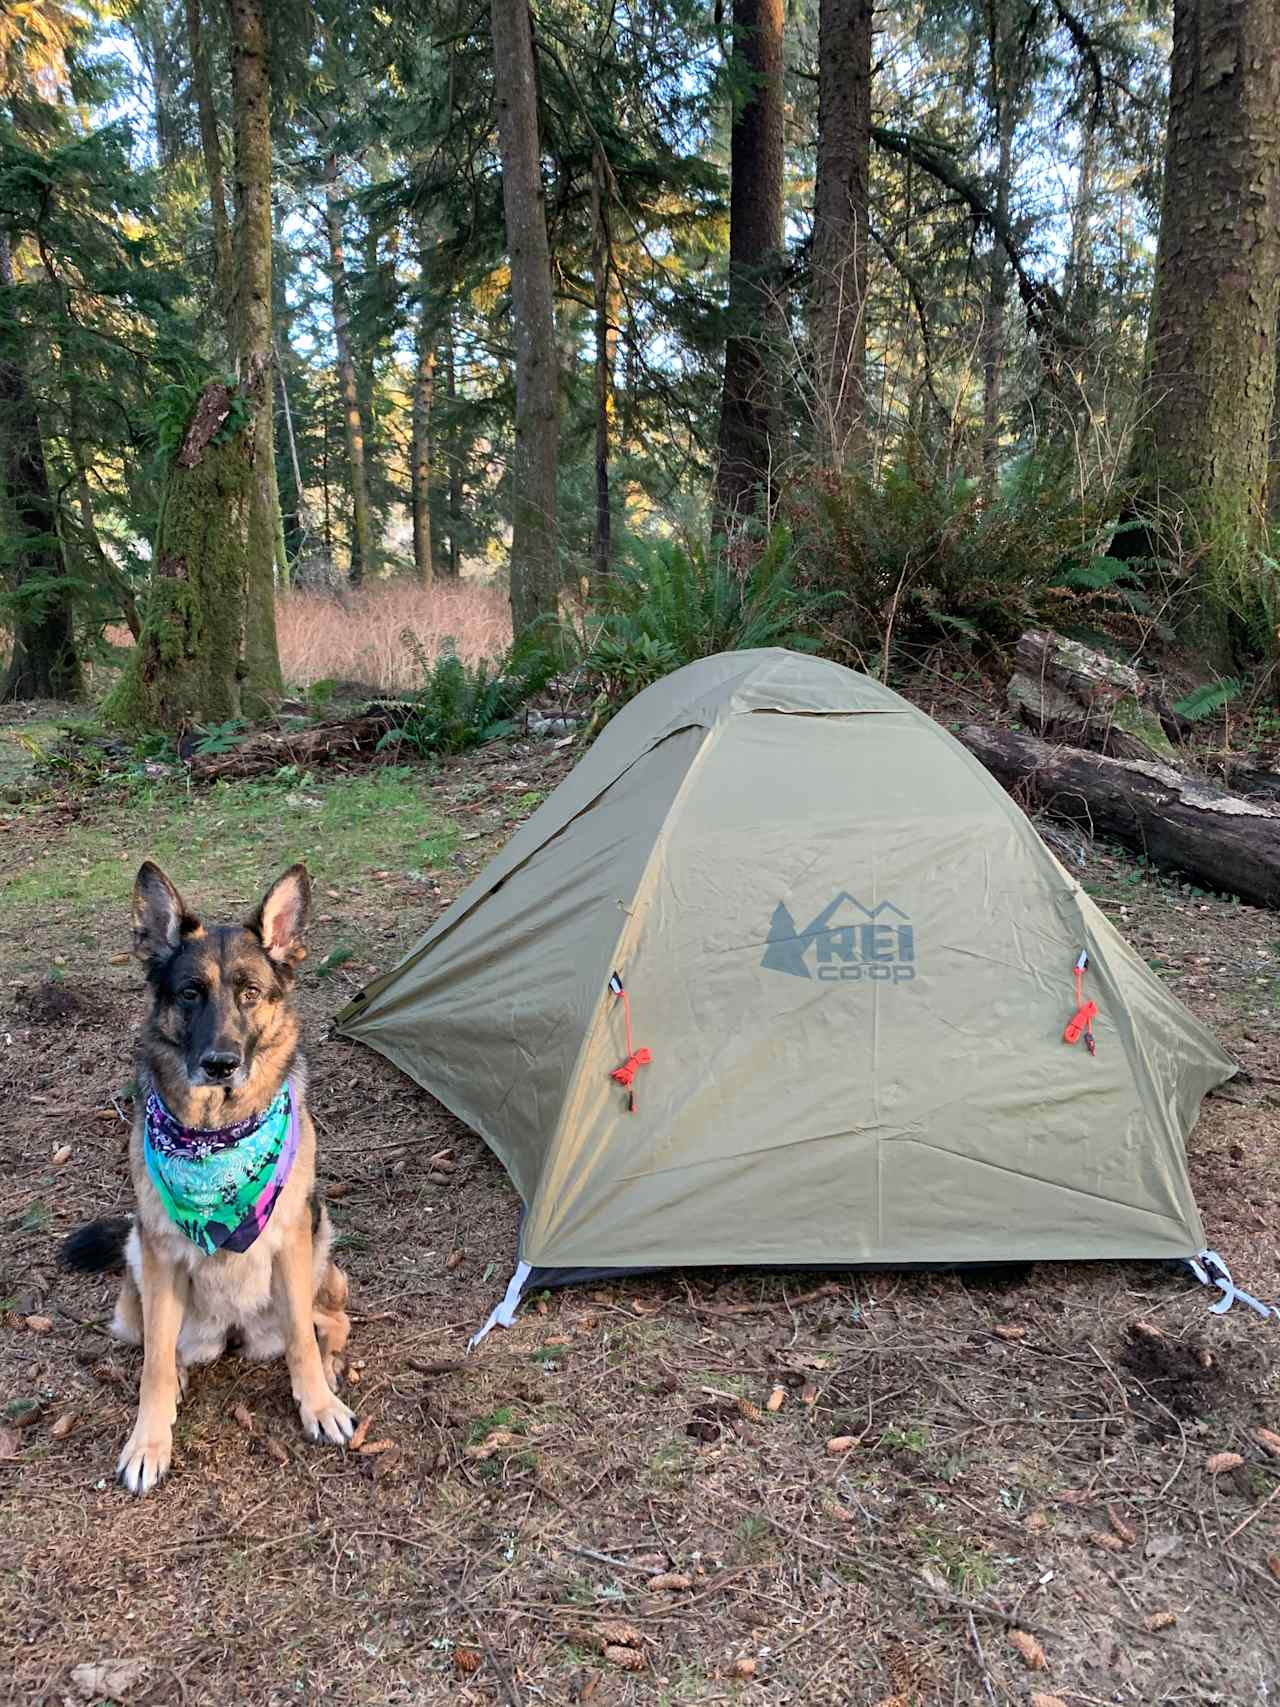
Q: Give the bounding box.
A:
[1224,1479,1280,1544]
[447,1589,523,1707]
[966,1610,996,1705]
[682,1281,843,1319]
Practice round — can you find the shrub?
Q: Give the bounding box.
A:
[782,451,1125,667]
[575,528,829,704]
[379,629,554,757]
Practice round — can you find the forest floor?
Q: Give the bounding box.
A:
[1,690,1279,1707]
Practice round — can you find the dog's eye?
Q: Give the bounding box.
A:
[241,986,261,1006]
[179,986,202,1005]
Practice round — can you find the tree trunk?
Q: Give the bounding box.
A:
[591,145,614,588]
[323,153,375,586]
[444,322,462,577]
[812,0,872,469]
[958,721,1280,911]
[714,0,786,529]
[185,0,233,335]
[274,331,307,558]
[228,0,282,704]
[981,91,1016,491]
[412,226,435,588]
[103,379,260,727]
[0,233,81,702]
[1126,0,1280,646]
[491,0,560,634]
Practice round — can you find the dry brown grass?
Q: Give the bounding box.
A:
[275,580,512,692]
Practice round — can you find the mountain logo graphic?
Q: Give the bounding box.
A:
[762,893,916,984]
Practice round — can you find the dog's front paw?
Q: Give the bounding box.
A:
[298,1388,355,1446]
[117,1423,173,1495]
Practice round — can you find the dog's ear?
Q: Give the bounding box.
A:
[248,864,310,967]
[133,862,197,963]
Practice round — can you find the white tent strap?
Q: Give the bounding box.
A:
[467,1260,532,1350]
[1190,1249,1279,1322]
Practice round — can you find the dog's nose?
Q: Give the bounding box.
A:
[201,1050,242,1081]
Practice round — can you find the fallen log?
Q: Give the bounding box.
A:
[957,722,1280,909]
[1006,629,1177,762]
[187,711,397,782]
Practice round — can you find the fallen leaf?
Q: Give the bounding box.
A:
[646,1572,691,1592]
[1130,1320,1163,1340]
[1254,1427,1280,1458]
[1107,1509,1137,1546]
[356,1438,396,1456]
[1029,1696,1069,1707]
[231,1403,254,1433]
[263,1437,289,1465]
[0,1425,21,1456]
[1089,1531,1126,1553]
[800,1383,819,1406]
[446,1249,465,1271]
[109,952,131,965]
[51,1145,72,1167]
[50,1412,77,1439]
[603,1645,643,1671]
[70,1658,150,1699]
[1267,1554,1280,1581]
[349,1415,372,1452]
[766,1385,785,1412]
[732,1657,757,1678]
[1206,1451,1244,1475]
[826,1435,858,1455]
[454,1647,482,1675]
[326,1181,352,1200]
[1009,1630,1047,1671]
[597,1622,641,1648]
[1144,1610,1176,1632]
[994,1323,1026,1341]
[1024,1509,1049,1532]
[920,1565,949,1596]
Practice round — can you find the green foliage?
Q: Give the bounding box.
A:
[377,631,554,757]
[1171,679,1241,723]
[191,718,248,756]
[577,528,827,705]
[783,453,1124,660]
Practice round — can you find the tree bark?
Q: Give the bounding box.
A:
[444,321,462,577]
[981,87,1016,490]
[412,225,435,588]
[184,0,233,335]
[591,145,614,588]
[1126,0,1280,645]
[958,722,1280,910]
[491,0,560,633]
[715,0,786,528]
[812,0,872,469]
[228,0,282,704]
[323,152,375,586]
[1006,629,1175,762]
[0,232,81,702]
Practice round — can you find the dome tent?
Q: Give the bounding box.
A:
[334,649,1242,1337]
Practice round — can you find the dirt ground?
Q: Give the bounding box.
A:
[2,706,1278,1707]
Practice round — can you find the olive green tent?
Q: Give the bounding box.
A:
[335,649,1239,1335]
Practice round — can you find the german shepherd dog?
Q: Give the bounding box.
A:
[61,861,354,1494]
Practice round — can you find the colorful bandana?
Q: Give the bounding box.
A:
[143,1079,299,1255]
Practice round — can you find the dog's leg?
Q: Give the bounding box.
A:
[117,1234,186,1495]
[273,1221,355,1445]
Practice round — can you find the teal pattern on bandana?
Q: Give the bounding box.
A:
[143,1080,299,1255]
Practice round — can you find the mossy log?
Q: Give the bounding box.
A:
[1006,629,1176,763]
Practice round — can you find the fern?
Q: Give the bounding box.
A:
[1171,679,1241,722]
[378,632,554,757]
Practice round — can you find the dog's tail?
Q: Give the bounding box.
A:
[60,1217,132,1273]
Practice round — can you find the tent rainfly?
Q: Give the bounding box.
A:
[335,649,1269,1338]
